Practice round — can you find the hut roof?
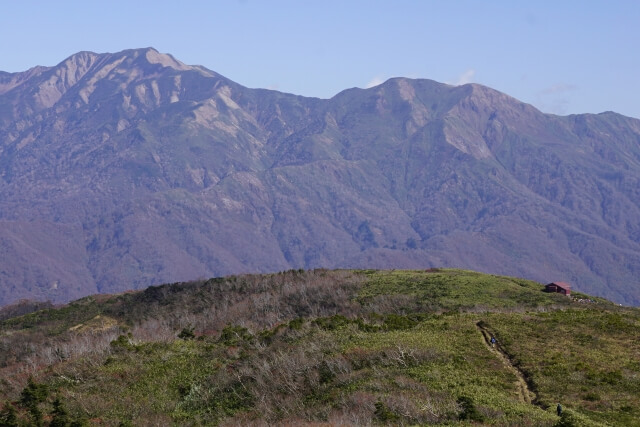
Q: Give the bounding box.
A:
[547,282,572,292]
[551,282,571,290]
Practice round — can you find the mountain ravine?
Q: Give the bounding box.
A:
[1,48,639,306]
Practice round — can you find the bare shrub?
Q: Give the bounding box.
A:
[328,391,377,426]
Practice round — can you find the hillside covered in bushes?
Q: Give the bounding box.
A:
[1,269,638,425]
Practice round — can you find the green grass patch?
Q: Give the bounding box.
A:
[484,308,640,425]
[358,269,567,311]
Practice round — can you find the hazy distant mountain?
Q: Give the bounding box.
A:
[1,48,639,306]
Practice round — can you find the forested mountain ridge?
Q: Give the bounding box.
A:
[1,48,640,306]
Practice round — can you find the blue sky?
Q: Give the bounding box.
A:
[2,1,639,118]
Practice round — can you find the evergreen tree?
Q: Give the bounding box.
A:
[20,377,48,427]
[0,401,19,427]
[50,397,70,427]
[20,377,48,407]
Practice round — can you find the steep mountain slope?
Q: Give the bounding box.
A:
[1,48,639,305]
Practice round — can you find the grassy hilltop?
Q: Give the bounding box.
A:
[0,269,638,425]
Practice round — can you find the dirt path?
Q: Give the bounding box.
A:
[476,321,539,406]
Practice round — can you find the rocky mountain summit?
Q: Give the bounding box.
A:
[1,48,639,305]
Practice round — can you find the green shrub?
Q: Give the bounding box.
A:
[50,397,70,427]
[553,409,601,427]
[383,314,418,330]
[20,377,49,408]
[0,402,18,427]
[457,396,484,422]
[313,315,350,330]
[318,361,335,384]
[288,317,305,330]
[374,401,398,422]
[110,333,134,352]
[583,391,600,402]
[178,326,195,340]
[219,325,253,346]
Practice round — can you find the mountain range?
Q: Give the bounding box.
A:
[1,47,639,306]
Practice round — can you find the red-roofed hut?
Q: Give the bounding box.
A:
[545,282,571,296]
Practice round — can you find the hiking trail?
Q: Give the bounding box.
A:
[476,321,541,406]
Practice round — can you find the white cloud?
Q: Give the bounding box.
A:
[365,76,385,89]
[451,69,476,86]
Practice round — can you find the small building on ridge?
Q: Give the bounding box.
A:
[545,282,571,296]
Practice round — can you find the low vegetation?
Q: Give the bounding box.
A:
[0,269,638,425]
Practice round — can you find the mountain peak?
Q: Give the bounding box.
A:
[1,49,640,308]
[142,48,191,71]
[60,48,207,77]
